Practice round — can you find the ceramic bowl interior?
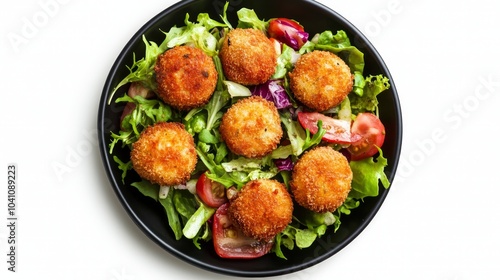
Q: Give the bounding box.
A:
[98,0,402,277]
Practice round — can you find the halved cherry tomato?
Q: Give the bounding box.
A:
[196,172,228,208]
[212,203,273,259]
[268,18,308,50]
[297,111,361,144]
[348,112,386,161]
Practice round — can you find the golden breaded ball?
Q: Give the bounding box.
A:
[154,45,217,110]
[289,50,353,112]
[219,28,278,85]
[228,179,293,241]
[219,96,282,158]
[130,122,197,186]
[290,146,352,213]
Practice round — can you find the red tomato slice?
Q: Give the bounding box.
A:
[196,172,228,208]
[268,18,308,50]
[348,112,386,161]
[297,112,360,144]
[212,203,273,259]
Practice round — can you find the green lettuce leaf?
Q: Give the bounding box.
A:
[351,71,366,97]
[129,181,183,240]
[294,228,318,249]
[199,150,279,189]
[182,202,215,240]
[109,94,175,154]
[173,189,198,220]
[304,30,365,73]
[236,8,268,31]
[113,156,133,183]
[131,180,159,200]
[280,111,326,156]
[349,149,390,199]
[350,74,391,114]
[159,188,183,240]
[272,44,298,79]
[107,35,165,104]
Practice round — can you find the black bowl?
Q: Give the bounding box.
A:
[97,0,402,277]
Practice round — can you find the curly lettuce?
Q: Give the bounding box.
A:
[107,9,230,104]
[350,75,391,114]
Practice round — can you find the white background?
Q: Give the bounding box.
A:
[1,0,499,279]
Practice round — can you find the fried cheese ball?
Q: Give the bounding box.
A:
[130,122,197,186]
[290,146,352,213]
[289,50,353,112]
[228,179,293,241]
[154,45,217,110]
[219,28,278,85]
[219,96,282,158]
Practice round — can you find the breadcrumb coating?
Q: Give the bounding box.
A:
[289,50,353,112]
[290,146,352,213]
[130,122,197,186]
[228,179,293,241]
[219,28,278,85]
[155,45,217,110]
[219,96,283,158]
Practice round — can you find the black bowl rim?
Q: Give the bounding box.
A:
[97,0,403,277]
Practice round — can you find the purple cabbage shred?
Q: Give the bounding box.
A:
[274,157,294,172]
[251,79,292,109]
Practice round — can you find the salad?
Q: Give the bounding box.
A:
[107,3,391,260]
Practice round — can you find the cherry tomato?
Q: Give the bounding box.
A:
[268,18,308,50]
[212,203,273,259]
[347,112,386,161]
[196,172,228,208]
[297,111,361,144]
